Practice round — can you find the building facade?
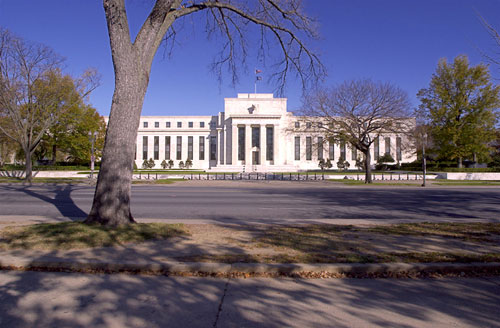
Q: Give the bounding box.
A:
[134,93,416,171]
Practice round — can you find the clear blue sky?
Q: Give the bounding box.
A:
[0,0,499,116]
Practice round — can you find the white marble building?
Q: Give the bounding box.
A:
[134,93,416,171]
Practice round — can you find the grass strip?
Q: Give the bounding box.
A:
[0,222,187,250]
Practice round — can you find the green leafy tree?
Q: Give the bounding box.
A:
[318,158,326,170]
[167,159,174,169]
[325,158,333,170]
[417,55,500,168]
[142,159,149,169]
[0,29,98,180]
[178,161,184,169]
[147,158,155,169]
[160,159,168,169]
[185,159,193,169]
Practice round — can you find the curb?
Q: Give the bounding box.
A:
[1,258,500,277]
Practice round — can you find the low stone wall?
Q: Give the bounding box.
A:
[435,172,500,180]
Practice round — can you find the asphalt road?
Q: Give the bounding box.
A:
[0,181,499,224]
[1,271,499,328]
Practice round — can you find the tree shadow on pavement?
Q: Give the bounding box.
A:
[0,184,88,220]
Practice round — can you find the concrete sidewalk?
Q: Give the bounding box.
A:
[1,271,500,328]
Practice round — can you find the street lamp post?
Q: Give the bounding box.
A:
[422,133,427,187]
[88,131,98,179]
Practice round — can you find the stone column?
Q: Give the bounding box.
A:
[245,124,252,165]
[231,124,238,165]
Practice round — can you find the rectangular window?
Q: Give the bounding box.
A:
[210,121,216,129]
[210,136,217,161]
[306,122,312,129]
[396,137,402,161]
[188,136,193,160]
[329,142,334,160]
[154,136,159,160]
[238,127,245,161]
[351,143,357,161]
[318,137,323,160]
[252,126,260,148]
[374,137,379,161]
[340,141,346,160]
[143,122,148,128]
[200,122,205,128]
[266,126,274,161]
[295,121,300,128]
[295,136,300,160]
[188,122,193,128]
[165,136,171,160]
[177,122,182,128]
[199,136,205,160]
[142,136,148,159]
[166,122,171,128]
[176,136,182,160]
[306,137,312,160]
[385,137,391,156]
[154,122,159,128]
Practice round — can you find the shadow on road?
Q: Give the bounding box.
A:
[0,184,88,220]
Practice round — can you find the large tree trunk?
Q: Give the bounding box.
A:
[25,147,32,182]
[364,149,372,184]
[458,157,463,168]
[85,73,148,225]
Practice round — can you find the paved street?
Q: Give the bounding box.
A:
[0,271,499,328]
[0,182,499,224]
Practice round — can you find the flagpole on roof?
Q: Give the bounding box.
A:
[255,68,262,94]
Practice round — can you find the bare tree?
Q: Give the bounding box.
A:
[301,80,413,183]
[477,13,500,78]
[86,0,324,226]
[0,28,99,181]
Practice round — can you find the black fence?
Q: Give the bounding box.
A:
[133,172,426,181]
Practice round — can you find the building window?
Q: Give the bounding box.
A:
[317,122,323,129]
[143,122,148,128]
[210,136,217,161]
[155,122,159,128]
[200,122,205,128]
[176,136,182,160]
[329,142,334,160]
[340,141,346,160]
[188,122,193,128]
[238,126,245,161]
[154,136,159,160]
[266,127,274,161]
[188,136,193,160]
[295,121,300,128]
[396,137,402,161]
[318,137,323,160]
[166,122,171,128]
[252,126,260,148]
[210,121,216,129]
[295,136,300,160]
[374,137,379,161]
[385,137,391,156]
[306,122,312,129]
[177,122,182,128]
[165,136,171,160]
[142,136,148,159]
[306,136,312,160]
[199,136,205,160]
[351,143,357,161]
